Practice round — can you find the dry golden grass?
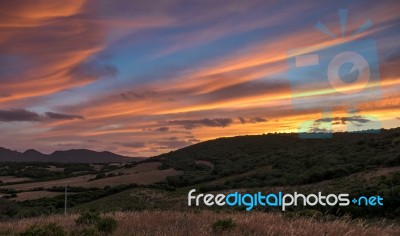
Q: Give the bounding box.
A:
[194,160,214,168]
[45,165,65,172]
[13,191,65,201]
[74,168,182,188]
[108,162,162,175]
[359,166,400,180]
[0,176,32,183]
[0,175,94,191]
[0,162,181,191]
[0,211,399,236]
[90,164,103,171]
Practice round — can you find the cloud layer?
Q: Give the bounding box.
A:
[0,109,83,122]
[0,0,399,156]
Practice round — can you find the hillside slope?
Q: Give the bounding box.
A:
[1,129,399,219]
[148,129,400,217]
[152,128,400,187]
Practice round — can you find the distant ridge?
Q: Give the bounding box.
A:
[0,147,140,163]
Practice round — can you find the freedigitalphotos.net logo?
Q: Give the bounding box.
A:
[287,9,381,137]
[188,189,384,211]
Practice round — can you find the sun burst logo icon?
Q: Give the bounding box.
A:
[286,9,382,138]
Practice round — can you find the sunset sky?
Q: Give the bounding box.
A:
[0,0,399,157]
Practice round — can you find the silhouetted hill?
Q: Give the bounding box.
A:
[0,148,138,163]
[151,128,400,187]
[22,149,48,162]
[49,149,133,163]
[146,128,400,217]
[0,147,20,161]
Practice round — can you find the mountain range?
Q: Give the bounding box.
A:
[0,147,139,163]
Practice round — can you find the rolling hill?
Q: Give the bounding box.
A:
[151,128,400,186]
[0,128,399,220]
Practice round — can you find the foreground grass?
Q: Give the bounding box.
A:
[0,211,399,236]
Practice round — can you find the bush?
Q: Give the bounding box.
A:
[0,229,12,236]
[384,155,400,166]
[96,216,117,233]
[19,223,66,236]
[94,173,106,180]
[212,218,235,232]
[0,198,19,219]
[70,227,100,236]
[75,212,118,234]
[75,212,101,226]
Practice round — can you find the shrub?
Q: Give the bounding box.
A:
[212,218,235,232]
[94,173,106,180]
[70,227,100,236]
[96,216,117,233]
[75,212,101,226]
[166,176,181,187]
[19,223,66,236]
[0,198,19,219]
[0,229,12,236]
[384,155,400,166]
[75,212,118,234]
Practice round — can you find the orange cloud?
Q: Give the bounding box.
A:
[1,1,399,156]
